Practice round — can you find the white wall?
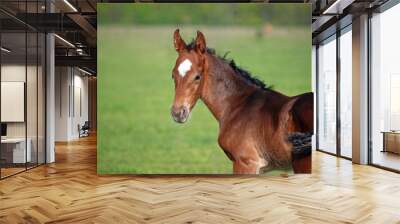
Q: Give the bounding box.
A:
[1,65,37,138]
[1,63,46,164]
[55,67,89,141]
[55,66,70,141]
[72,73,89,138]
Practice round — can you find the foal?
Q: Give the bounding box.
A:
[170,29,313,174]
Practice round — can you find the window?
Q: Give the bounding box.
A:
[317,36,337,154]
[370,3,400,171]
[339,27,352,158]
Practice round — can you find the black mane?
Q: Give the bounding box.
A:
[186,41,270,91]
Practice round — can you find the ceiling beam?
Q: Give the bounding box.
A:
[322,0,356,14]
[12,13,83,32]
[67,13,97,39]
[312,15,335,33]
[55,55,96,72]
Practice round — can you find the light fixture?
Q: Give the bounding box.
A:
[54,34,75,48]
[63,0,78,12]
[78,67,93,76]
[1,47,11,53]
[76,48,86,56]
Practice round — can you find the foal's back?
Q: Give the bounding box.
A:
[290,92,314,133]
[249,89,312,166]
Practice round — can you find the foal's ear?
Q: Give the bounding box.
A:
[195,31,206,54]
[173,29,186,52]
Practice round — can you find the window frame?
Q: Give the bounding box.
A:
[315,21,353,160]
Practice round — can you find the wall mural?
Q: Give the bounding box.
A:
[98,3,313,175]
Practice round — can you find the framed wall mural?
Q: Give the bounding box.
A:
[98,3,312,175]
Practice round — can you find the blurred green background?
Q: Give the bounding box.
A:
[98,4,311,174]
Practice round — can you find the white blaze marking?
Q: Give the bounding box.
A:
[178,59,192,77]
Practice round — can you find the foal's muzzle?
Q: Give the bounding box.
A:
[171,106,190,123]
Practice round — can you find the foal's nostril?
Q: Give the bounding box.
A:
[171,106,189,123]
[171,107,180,118]
[181,107,188,117]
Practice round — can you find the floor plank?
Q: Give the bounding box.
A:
[1,135,400,223]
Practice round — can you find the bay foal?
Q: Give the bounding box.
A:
[170,29,313,174]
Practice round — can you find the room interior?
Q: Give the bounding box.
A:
[0,30,46,177]
[0,0,400,223]
[313,0,400,172]
[0,0,96,179]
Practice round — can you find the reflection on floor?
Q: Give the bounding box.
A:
[373,150,400,171]
[0,135,400,223]
[0,167,25,177]
[0,162,42,178]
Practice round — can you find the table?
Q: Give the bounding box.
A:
[1,138,32,163]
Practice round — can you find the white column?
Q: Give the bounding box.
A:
[46,33,55,163]
[45,1,55,163]
[352,14,369,164]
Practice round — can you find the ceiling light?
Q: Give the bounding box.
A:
[1,47,11,53]
[63,0,78,12]
[54,34,75,48]
[76,48,85,55]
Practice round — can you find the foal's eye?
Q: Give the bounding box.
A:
[194,75,201,81]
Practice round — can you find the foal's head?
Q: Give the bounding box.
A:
[170,29,208,123]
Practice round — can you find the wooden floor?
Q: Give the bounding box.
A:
[372,150,400,171]
[1,135,400,223]
[1,167,26,178]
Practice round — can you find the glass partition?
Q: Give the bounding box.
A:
[27,30,38,169]
[1,31,28,177]
[0,3,46,179]
[317,35,337,154]
[38,32,45,165]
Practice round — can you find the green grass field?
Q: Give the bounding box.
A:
[98,26,311,174]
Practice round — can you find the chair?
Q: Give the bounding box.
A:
[78,121,90,138]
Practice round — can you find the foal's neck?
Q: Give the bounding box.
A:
[200,54,258,123]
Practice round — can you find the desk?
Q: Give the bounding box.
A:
[382,131,400,154]
[1,138,31,163]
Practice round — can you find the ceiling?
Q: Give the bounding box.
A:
[310,0,390,42]
[0,0,97,74]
